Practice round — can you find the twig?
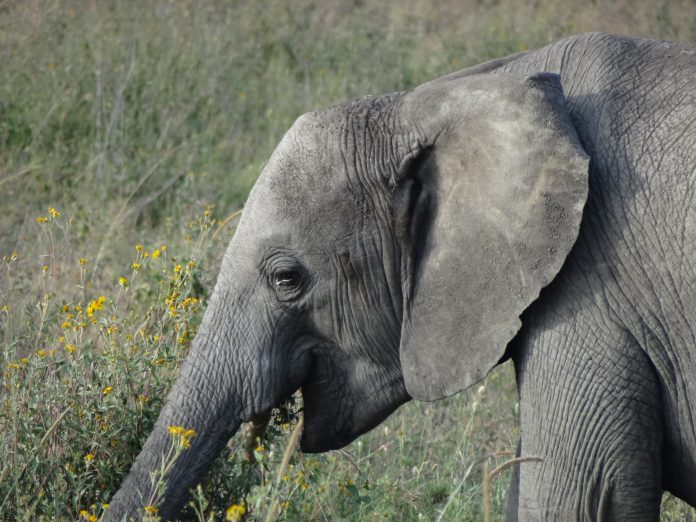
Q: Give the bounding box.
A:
[481,455,543,522]
[242,409,272,464]
[483,461,491,522]
[264,416,304,522]
[488,456,543,480]
[212,209,243,239]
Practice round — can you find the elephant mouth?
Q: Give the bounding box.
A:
[297,352,410,453]
[299,398,374,453]
[246,343,409,454]
[299,383,406,452]
[296,349,360,452]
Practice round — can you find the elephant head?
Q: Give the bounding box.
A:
[107,70,588,519]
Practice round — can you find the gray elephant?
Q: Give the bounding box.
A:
[108,32,696,521]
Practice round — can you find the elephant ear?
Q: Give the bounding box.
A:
[394,72,589,401]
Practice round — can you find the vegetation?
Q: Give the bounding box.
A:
[1,0,696,519]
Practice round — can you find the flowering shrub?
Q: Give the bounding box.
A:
[0,208,215,519]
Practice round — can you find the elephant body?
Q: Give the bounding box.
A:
[108,33,696,521]
[498,33,696,518]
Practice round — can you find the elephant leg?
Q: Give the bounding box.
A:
[511,304,663,521]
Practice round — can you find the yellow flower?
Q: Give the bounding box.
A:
[144,505,158,514]
[131,262,141,270]
[102,386,113,396]
[168,425,185,436]
[84,453,95,462]
[87,296,105,317]
[225,504,246,522]
[20,357,29,365]
[118,276,128,287]
[65,344,76,353]
[37,349,46,358]
[35,216,48,224]
[151,249,161,259]
[173,264,182,273]
[177,330,190,345]
[48,207,60,218]
[42,265,49,273]
[79,509,96,521]
[180,298,192,308]
[102,503,110,510]
[78,258,88,265]
[1,304,9,313]
[167,425,197,448]
[160,245,167,252]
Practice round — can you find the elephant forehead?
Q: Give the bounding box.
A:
[245,174,362,245]
[239,128,366,247]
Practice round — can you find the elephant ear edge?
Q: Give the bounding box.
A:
[396,72,589,401]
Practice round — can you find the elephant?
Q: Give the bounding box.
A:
[108,32,696,521]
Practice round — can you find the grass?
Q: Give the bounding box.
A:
[1,0,696,520]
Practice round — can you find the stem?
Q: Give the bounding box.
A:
[264,417,304,522]
[483,461,491,522]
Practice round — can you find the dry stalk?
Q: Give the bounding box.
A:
[482,455,543,522]
[264,416,304,522]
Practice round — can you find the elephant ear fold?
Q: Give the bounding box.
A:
[395,72,589,401]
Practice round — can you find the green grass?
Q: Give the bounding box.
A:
[2,0,696,520]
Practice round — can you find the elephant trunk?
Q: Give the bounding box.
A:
[106,299,266,521]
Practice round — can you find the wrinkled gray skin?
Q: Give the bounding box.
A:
[108,33,696,521]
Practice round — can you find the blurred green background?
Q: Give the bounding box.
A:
[1,1,696,520]
[3,0,696,265]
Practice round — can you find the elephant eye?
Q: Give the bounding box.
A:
[266,257,308,302]
[274,270,300,289]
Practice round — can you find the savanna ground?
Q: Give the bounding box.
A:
[2,1,696,520]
